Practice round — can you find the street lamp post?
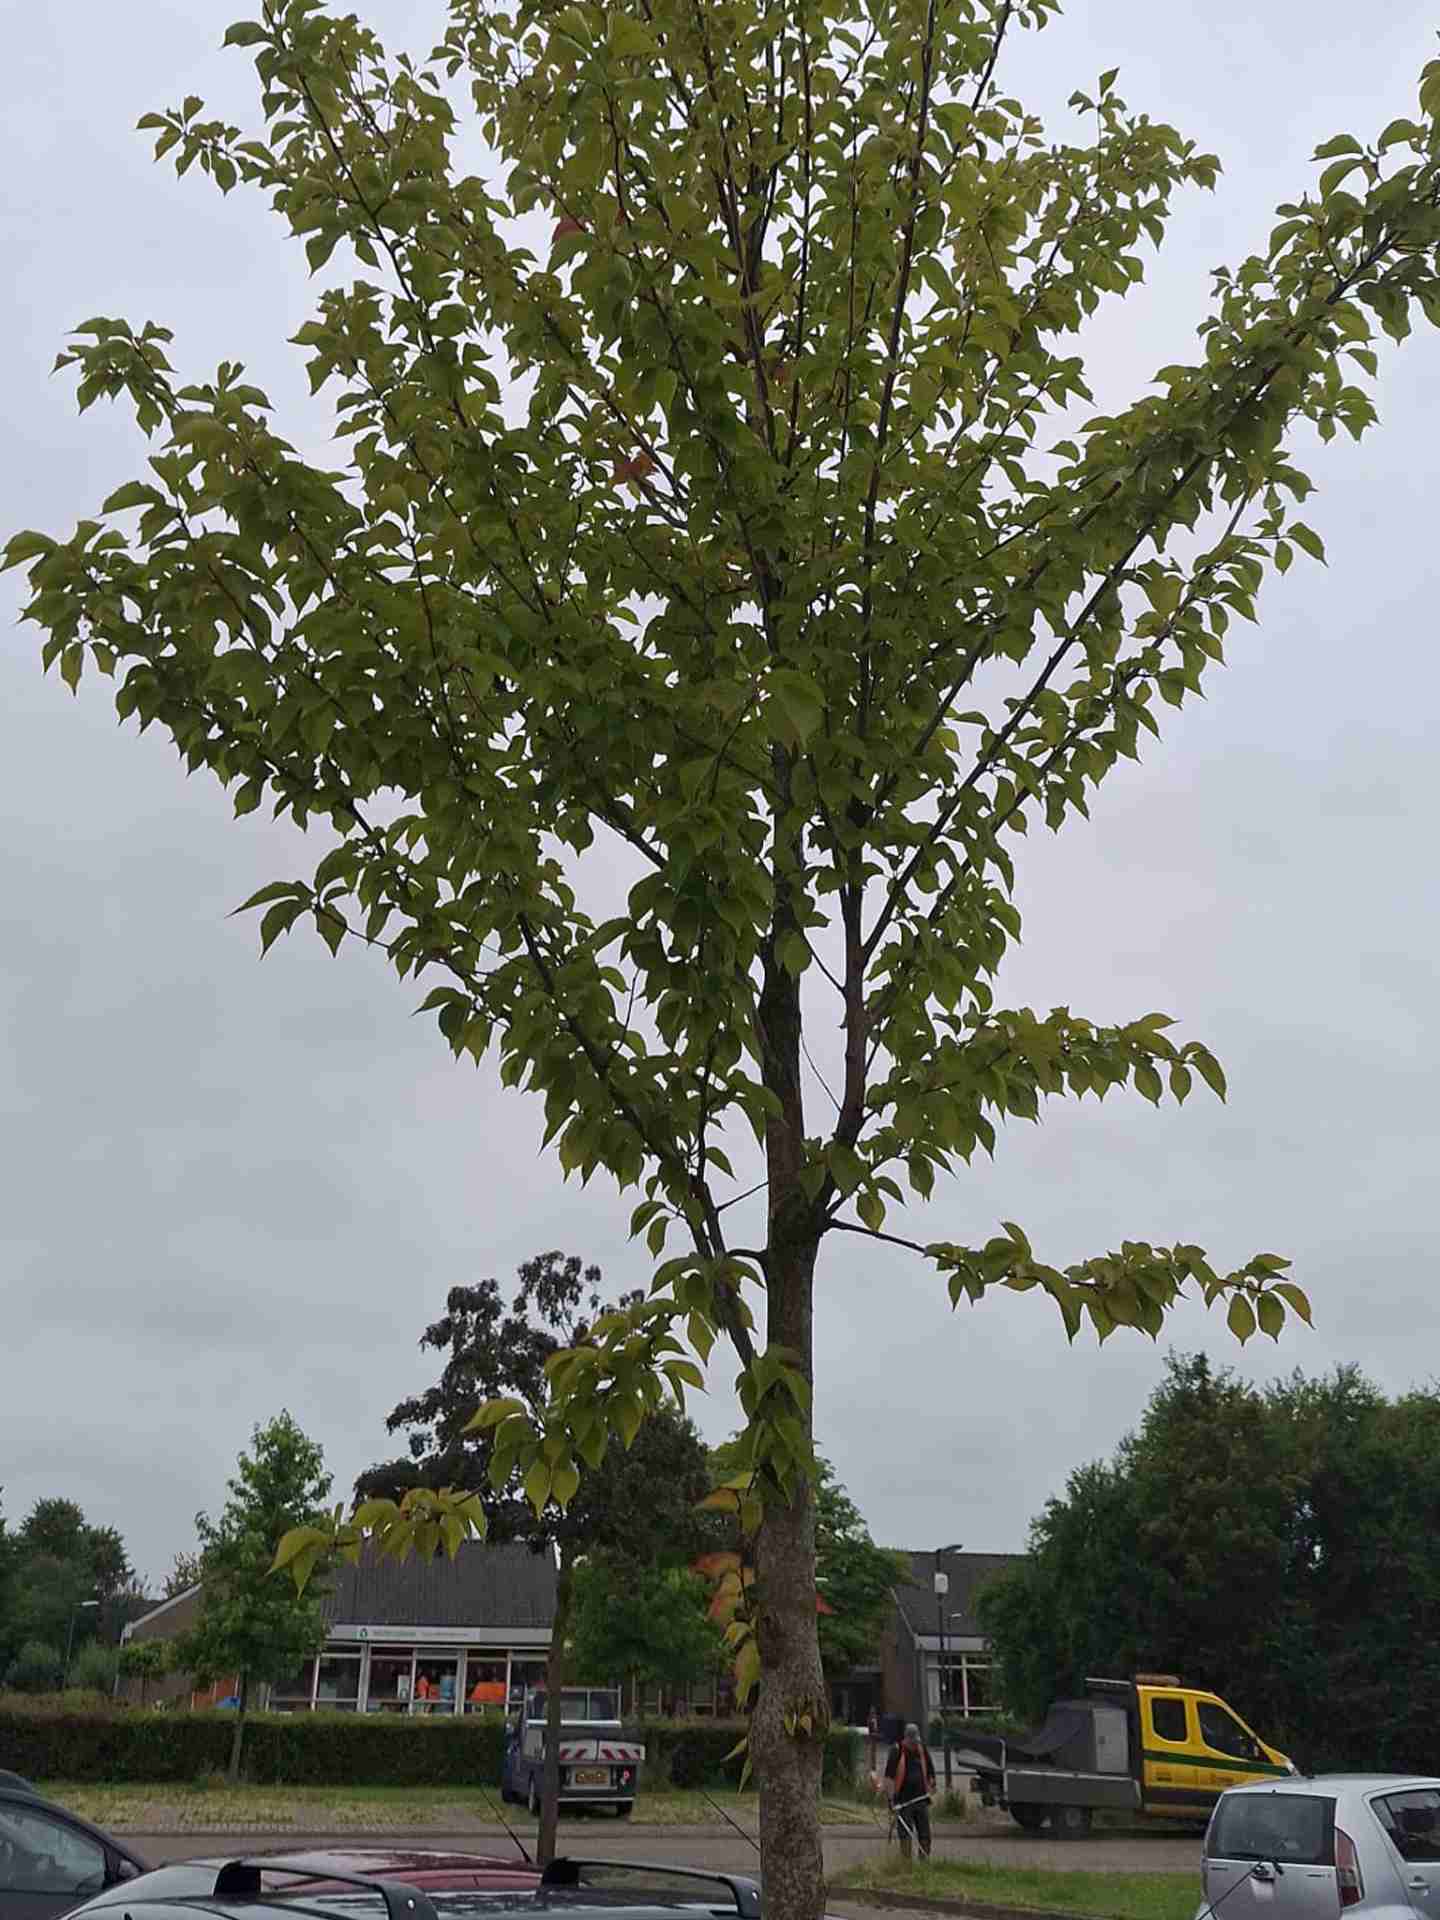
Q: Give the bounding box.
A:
[934,1541,963,1790]
[63,1598,100,1689]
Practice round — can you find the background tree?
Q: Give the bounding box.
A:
[118,1638,171,1707]
[4,1640,64,1695]
[67,1641,119,1696]
[355,1252,710,1862]
[174,1412,332,1780]
[5,1498,136,1669]
[162,1550,205,1600]
[0,1497,18,1682]
[15,0,1440,1908]
[978,1354,1440,1772]
[570,1556,722,1712]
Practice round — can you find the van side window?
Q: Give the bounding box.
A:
[1198,1703,1260,1761]
[1150,1697,1187,1743]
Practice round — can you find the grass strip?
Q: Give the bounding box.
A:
[833,1858,1198,1920]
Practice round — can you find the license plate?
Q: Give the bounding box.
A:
[573,1768,608,1787]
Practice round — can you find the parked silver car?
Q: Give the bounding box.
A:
[1198,1776,1440,1920]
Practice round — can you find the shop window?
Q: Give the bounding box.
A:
[269,1658,317,1713]
[465,1655,508,1714]
[412,1652,461,1713]
[315,1654,361,1710]
[366,1648,414,1714]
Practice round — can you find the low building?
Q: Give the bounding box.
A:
[879,1548,1024,1727]
[121,1540,557,1715]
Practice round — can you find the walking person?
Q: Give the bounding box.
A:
[886,1721,938,1860]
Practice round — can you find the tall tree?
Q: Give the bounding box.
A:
[355,1253,711,1862]
[174,1412,333,1780]
[13,1,1440,1909]
[7,1499,136,1663]
[978,1355,1440,1772]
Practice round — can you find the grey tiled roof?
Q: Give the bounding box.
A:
[890,1549,1026,1639]
[320,1540,557,1629]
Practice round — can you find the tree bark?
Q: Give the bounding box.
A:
[227,1672,249,1783]
[538,1545,575,1866]
[752,920,828,1920]
[751,1235,826,1920]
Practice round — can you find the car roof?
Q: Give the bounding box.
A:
[1221,1775,1440,1794]
[73,1856,760,1920]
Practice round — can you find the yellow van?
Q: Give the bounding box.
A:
[968,1674,1293,1836]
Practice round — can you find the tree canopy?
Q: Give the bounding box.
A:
[0,1495,138,1683]
[12,0,1440,1908]
[977,1353,1440,1773]
[174,1411,333,1777]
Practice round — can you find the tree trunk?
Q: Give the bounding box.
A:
[749,803,829,1920]
[751,1234,827,1920]
[538,1546,575,1866]
[227,1673,249,1783]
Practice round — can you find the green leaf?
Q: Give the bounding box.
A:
[1,530,57,569]
[767,669,824,746]
[1273,1281,1314,1326]
[1226,1294,1256,1344]
[1312,134,1363,160]
[101,480,162,514]
[1256,1292,1285,1340]
[1288,523,1327,564]
[523,1459,552,1515]
[1189,1048,1228,1100]
[1318,156,1364,198]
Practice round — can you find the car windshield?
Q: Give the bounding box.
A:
[527,1688,619,1721]
[1209,1793,1335,1866]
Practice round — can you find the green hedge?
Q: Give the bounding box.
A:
[634,1719,859,1792]
[0,1697,505,1787]
[1,1698,859,1793]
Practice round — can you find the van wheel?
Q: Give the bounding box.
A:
[1049,1805,1093,1839]
[1011,1804,1047,1832]
[615,1801,634,1818]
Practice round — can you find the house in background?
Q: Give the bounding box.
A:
[124,1537,1022,1726]
[121,1539,557,1714]
[879,1549,1025,1727]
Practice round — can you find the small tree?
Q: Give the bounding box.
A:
[175,1412,332,1779]
[16,4,1440,1911]
[118,1638,171,1707]
[5,1640,63,1695]
[570,1556,722,1711]
[68,1641,119,1695]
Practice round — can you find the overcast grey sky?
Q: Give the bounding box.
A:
[3,1,1438,1592]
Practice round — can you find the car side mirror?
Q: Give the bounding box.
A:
[110,1859,142,1886]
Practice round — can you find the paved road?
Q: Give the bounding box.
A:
[128,1822,1201,1879]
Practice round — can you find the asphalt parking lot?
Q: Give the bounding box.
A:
[129,1819,1203,1878]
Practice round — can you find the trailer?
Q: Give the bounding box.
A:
[960,1676,1294,1837]
[500,1686,646,1817]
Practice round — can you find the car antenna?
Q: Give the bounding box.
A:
[701,1789,761,1858]
[476,1783,534,1865]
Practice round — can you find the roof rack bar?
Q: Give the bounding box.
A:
[214,1857,443,1920]
[541,1857,761,1920]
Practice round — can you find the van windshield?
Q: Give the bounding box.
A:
[1209,1794,1335,1866]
